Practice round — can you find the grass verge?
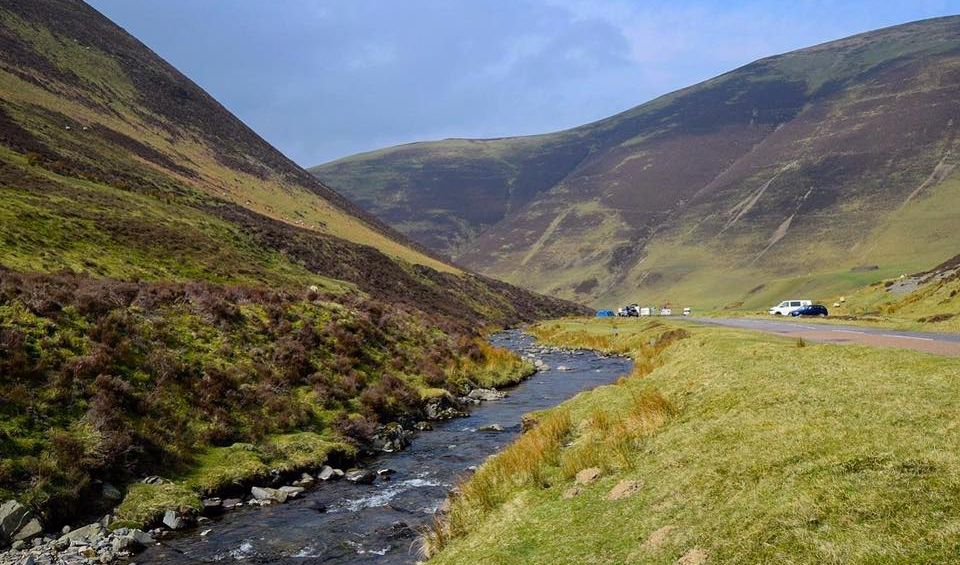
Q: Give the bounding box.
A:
[427,318,960,564]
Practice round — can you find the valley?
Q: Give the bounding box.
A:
[2,2,960,565]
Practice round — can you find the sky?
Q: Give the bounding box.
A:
[87,1,960,167]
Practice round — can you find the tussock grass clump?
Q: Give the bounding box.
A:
[561,390,674,478]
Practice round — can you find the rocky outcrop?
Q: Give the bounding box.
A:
[0,500,41,548]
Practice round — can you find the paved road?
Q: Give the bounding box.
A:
[686,317,960,356]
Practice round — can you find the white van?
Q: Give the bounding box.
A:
[769,300,812,316]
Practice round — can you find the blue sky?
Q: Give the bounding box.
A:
[88,0,960,166]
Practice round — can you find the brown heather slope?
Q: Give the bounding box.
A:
[0,0,584,326]
[313,16,960,309]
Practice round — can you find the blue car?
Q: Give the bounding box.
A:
[790,304,828,317]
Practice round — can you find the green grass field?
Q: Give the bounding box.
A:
[428,318,960,564]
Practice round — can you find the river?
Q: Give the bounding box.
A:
[136,330,631,564]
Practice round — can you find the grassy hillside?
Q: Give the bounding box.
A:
[0,0,586,530]
[313,16,960,309]
[427,318,960,563]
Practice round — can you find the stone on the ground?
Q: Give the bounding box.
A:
[162,509,185,530]
[478,423,504,432]
[575,467,602,485]
[222,498,242,509]
[345,469,376,484]
[414,421,433,431]
[250,486,288,504]
[557,365,571,371]
[60,522,105,543]
[11,519,42,543]
[0,500,31,545]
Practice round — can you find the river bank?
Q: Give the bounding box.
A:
[120,330,630,564]
[428,318,960,564]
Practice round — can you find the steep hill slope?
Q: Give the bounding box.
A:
[313,16,960,308]
[0,0,579,325]
[0,0,584,530]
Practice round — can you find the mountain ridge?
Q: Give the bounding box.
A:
[313,14,960,308]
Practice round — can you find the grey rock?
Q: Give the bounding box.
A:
[21,555,36,565]
[317,465,337,481]
[413,421,433,431]
[12,518,42,543]
[345,469,376,485]
[278,486,304,498]
[222,498,242,509]
[100,483,122,502]
[161,510,184,530]
[11,539,25,550]
[478,424,505,432]
[0,500,31,545]
[467,388,506,401]
[250,486,288,504]
[201,498,223,515]
[61,523,105,543]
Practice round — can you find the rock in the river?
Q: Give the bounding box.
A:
[250,486,288,504]
[345,469,376,484]
[201,498,224,516]
[292,472,315,486]
[222,498,242,510]
[414,421,433,431]
[278,486,305,499]
[377,468,396,479]
[318,465,342,481]
[467,388,507,401]
[478,423,505,433]
[372,422,413,452]
[306,500,327,513]
[425,393,468,420]
[557,365,571,371]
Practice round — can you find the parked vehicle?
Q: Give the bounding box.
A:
[595,310,615,317]
[639,307,652,316]
[682,307,692,316]
[617,304,640,317]
[768,299,812,316]
[790,304,828,317]
[660,308,672,316]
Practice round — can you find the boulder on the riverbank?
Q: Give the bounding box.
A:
[0,500,42,547]
[372,422,413,452]
[468,388,507,401]
[251,486,289,504]
[425,393,468,420]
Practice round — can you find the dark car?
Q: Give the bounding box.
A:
[790,304,828,317]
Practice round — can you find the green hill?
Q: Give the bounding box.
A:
[0,0,583,529]
[313,16,960,309]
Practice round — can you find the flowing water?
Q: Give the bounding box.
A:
[136,330,631,564]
